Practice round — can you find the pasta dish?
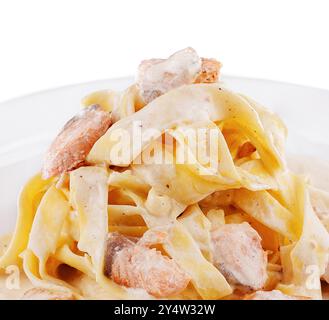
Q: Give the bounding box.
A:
[0,48,328,300]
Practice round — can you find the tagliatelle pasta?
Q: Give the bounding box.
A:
[1,47,329,300]
[0,174,54,268]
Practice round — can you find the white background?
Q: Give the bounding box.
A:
[0,0,328,103]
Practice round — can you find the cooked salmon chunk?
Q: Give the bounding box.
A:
[42,105,111,179]
[195,58,221,83]
[104,232,190,297]
[211,222,268,290]
[137,47,221,103]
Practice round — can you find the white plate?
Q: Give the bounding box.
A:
[1,76,329,234]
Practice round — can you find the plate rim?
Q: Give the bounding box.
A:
[1,74,329,107]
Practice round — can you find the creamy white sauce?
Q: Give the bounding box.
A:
[1,154,329,299]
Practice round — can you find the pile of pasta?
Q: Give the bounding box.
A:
[1,82,329,300]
